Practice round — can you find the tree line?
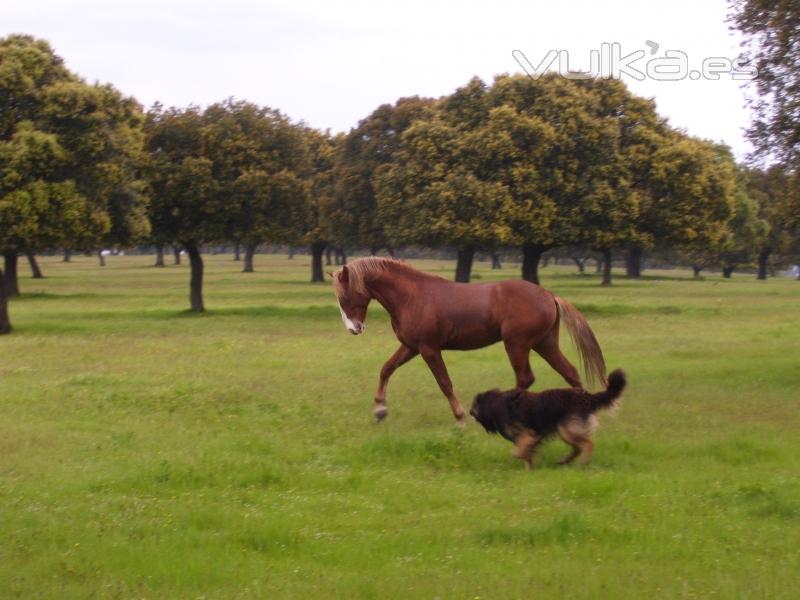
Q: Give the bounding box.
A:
[1,32,799,334]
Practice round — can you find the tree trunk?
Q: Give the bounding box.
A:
[311,241,326,282]
[288,246,294,259]
[572,257,585,274]
[185,244,204,312]
[154,245,165,267]
[325,247,333,266]
[98,250,106,267]
[722,266,734,278]
[3,252,19,297]
[491,253,502,270]
[521,244,546,285]
[243,244,256,273]
[339,248,347,265]
[173,246,182,265]
[0,267,10,334]
[692,265,703,278]
[600,248,612,286]
[26,251,44,278]
[63,249,71,262]
[234,243,241,261]
[455,247,475,283]
[387,247,396,259]
[596,255,603,273]
[625,246,643,278]
[757,248,770,280]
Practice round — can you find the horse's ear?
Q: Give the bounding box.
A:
[340,265,350,283]
[326,271,335,278]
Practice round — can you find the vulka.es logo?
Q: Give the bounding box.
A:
[513,42,758,82]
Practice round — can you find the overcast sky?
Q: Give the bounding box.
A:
[3,0,753,158]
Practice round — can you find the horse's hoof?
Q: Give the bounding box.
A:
[455,417,467,429]
[374,406,388,422]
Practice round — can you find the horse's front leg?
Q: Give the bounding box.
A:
[419,346,466,426]
[374,344,418,422]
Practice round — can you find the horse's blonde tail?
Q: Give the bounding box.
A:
[555,296,607,388]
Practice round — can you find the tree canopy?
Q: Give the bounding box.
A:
[730,0,800,169]
[0,34,146,298]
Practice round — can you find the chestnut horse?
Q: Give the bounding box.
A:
[330,257,606,425]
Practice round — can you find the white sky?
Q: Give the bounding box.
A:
[2,0,753,158]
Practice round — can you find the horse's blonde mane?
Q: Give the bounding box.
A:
[333,257,434,296]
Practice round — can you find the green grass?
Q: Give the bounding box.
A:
[1,253,799,598]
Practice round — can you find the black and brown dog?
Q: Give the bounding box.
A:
[470,369,626,469]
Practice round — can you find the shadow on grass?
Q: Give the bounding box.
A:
[13,304,348,335]
[14,298,711,337]
[14,291,109,301]
[345,430,623,473]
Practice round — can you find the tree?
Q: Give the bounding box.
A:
[203,99,308,273]
[328,97,432,255]
[0,124,86,296]
[491,74,654,283]
[233,169,306,272]
[376,79,516,282]
[304,128,338,282]
[145,105,222,311]
[1,35,71,296]
[746,165,796,279]
[718,168,769,277]
[375,82,513,282]
[569,78,698,281]
[44,81,149,265]
[641,138,737,279]
[730,0,800,169]
[1,35,147,294]
[0,264,9,334]
[97,183,150,266]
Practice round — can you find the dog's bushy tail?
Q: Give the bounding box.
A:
[589,369,626,412]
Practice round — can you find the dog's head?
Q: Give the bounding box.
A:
[470,389,506,433]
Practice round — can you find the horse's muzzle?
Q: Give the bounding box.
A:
[347,321,365,335]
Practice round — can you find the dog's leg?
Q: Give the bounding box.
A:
[512,430,540,470]
[558,417,597,465]
[558,444,581,465]
[576,438,595,465]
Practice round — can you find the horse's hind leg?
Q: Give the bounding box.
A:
[374,344,418,421]
[534,329,582,388]
[503,338,535,389]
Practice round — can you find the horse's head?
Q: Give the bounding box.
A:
[329,265,370,335]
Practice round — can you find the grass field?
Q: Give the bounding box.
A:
[1,253,799,599]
